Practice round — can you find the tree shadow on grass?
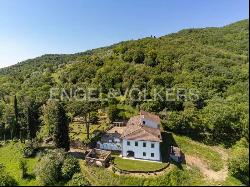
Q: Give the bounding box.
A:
[68,151,86,159]
[161,132,186,170]
[24,173,36,181]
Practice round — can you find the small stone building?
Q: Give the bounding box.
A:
[85,149,111,167]
[169,146,182,163]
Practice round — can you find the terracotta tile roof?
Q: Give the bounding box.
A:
[121,115,162,142]
[140,111,161,124]
[127,115,141,126]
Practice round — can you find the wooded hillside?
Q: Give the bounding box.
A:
[0,19,249,185]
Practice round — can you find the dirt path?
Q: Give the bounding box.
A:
[213,146,229,161]
[185,147,229,182]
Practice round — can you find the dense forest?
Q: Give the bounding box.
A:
[0,19,249,184]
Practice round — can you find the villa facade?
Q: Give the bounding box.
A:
[97,111,162,161]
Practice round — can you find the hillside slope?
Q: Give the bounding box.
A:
[0,18,249,186]
[0,19,249,145]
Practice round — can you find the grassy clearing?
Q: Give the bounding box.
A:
[173,134,224,171]
[113,156,168,172]
[0,142,39,186]
[69,122,108,141]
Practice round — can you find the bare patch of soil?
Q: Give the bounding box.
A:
[185,148,229,182]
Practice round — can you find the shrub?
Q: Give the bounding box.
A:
[0,163,17,186]
[61,156,80,180]
[35,150,81,185]
[35,152,62,186]
[229,139,249,185]
[108,105,120,122]
[13,138,19,143]
[133,50,145,64]
[67,173,89,186]
[112,166,117,173]
[23,146,35,158]
[82,139,91,146]
[22,140,40,158]
[89,112,99,124]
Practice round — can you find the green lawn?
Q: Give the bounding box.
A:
[113,156,168,172]
[80,160,208,186]
[0,142,39,186]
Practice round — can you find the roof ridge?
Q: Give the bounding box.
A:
[124,128,161,142]
[123,125,161,140]
[140,111,161,123]
[142,126,160,139]
[122,114,162,142]
[121,123,142,138]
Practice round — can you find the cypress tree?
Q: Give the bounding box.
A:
[54,102,70,151]
[42,100,70,151]
[26,100,40,140]
[13,95,20,138]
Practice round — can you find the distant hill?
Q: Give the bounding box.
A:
[0,19,248,75]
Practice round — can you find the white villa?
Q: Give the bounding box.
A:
[97,111,162,161]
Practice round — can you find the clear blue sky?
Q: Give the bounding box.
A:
[0,0,248,68]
